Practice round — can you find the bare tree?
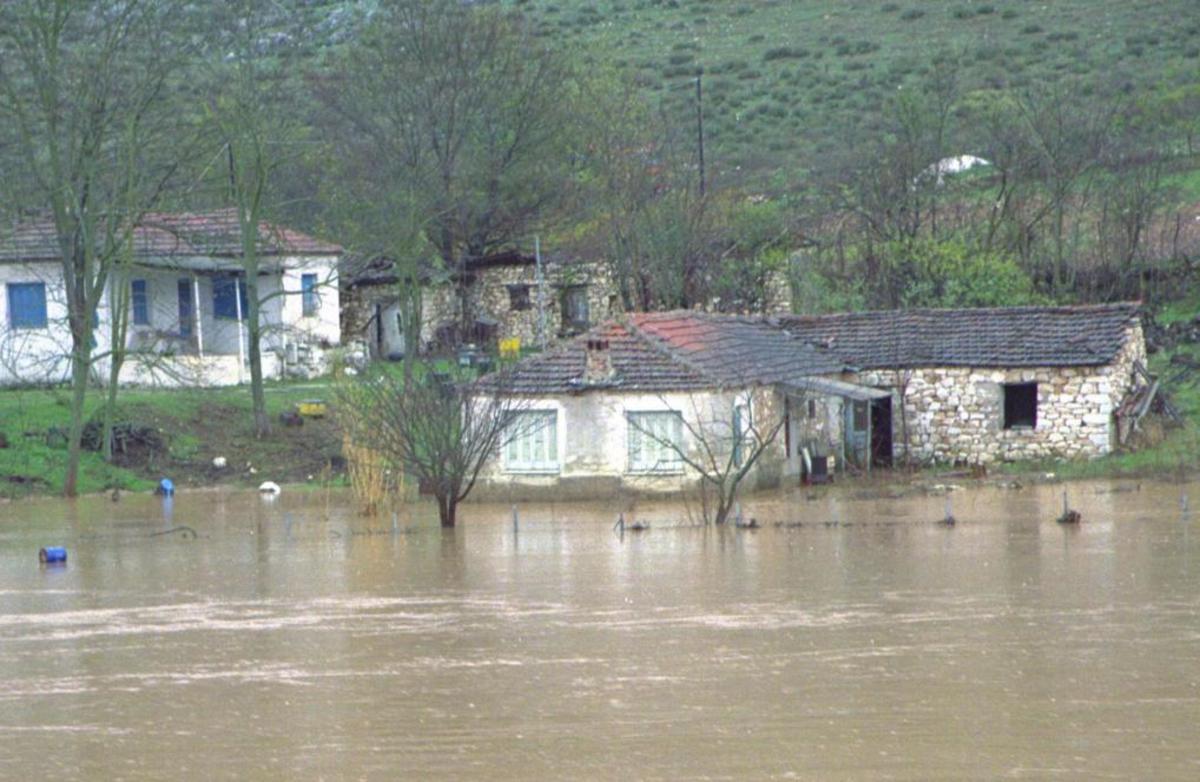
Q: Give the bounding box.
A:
[203,0,307,437]
[337,366,531,528]
[319,0,581,341]
[0,0,187,495]
[629,391,785,525]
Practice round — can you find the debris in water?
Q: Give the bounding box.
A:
[258,481,282,495]
[38,546,67,564]
[1057,491,1081,524]
[155,478,175,496]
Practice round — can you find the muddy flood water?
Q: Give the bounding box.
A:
[2,480,1200,780]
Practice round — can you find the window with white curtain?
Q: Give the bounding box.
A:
[627,411,684,473]
[504,410,559,472]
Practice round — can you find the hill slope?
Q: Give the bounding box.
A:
[510,0,1198,183]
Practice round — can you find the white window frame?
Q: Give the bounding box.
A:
[626,410,684,474]
[503,410,560,474]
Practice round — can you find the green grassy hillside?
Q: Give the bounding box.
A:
[511,0,1198,182]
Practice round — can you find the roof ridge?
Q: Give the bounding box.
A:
[781,301,1142,322]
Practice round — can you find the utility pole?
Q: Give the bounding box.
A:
[535,235,547,351]
[696,75,705,197]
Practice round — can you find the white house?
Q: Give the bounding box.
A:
[478,311,884,499]
[0,209,341,387]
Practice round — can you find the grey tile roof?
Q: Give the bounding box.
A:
[779,302,1142,369]
[492,303,1143,395]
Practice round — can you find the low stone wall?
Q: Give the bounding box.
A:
[851,323,1146,465]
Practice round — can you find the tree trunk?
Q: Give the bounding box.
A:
[102,372,120,463]
[713,494,732,526]
[438,494,457,528]
[245,275,270,438]
[63,342,91,497]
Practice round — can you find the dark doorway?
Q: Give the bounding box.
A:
[870,396,893,468]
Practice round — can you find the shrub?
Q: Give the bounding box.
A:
[900,8,925,20]
[763,46,810,61]
[886,240,1044,309]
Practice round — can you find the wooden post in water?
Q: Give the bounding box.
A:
[1057,490,1081,524]
[512,505,519,534]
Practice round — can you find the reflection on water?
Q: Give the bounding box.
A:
[2,481,1199,779]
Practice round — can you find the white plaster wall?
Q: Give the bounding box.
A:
[2,254,341,387]
[0,260,74,385]
[480,386,823,495]
[277,256,341,347]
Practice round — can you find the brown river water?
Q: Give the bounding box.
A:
[1,480,1199,780]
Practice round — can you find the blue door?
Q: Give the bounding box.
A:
[177,279,193,339]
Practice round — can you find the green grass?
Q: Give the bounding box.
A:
[498,0,1198,185]
[0,380,337,499]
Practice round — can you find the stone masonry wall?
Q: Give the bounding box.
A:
[850,323,1145,465]
[470,261,617,347]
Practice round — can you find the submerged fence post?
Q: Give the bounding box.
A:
[941,495,955,526]
[512,505,519,535]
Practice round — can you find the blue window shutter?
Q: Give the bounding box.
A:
[7,282,48,328]
[131,279,149,325]
[301,273,317,316]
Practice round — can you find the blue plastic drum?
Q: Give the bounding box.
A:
[39,547,67,564]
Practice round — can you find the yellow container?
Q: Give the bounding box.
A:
[298,399,327,418]
[499,337,521,359]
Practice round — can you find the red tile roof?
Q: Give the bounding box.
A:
[0,208,340,263]
[500,311,848,394]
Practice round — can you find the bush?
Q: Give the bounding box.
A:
[886,240,1045,309]
[763,46,810,61]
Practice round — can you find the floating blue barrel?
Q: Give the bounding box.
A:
[39,547,67,564]
[156,478,175,496]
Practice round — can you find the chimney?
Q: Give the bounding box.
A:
[584,338,614,384]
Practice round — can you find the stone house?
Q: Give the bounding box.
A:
[343,251,617,359]
[780,303,1147,465]
[479,303,1148,496]
[0,210,342,387]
